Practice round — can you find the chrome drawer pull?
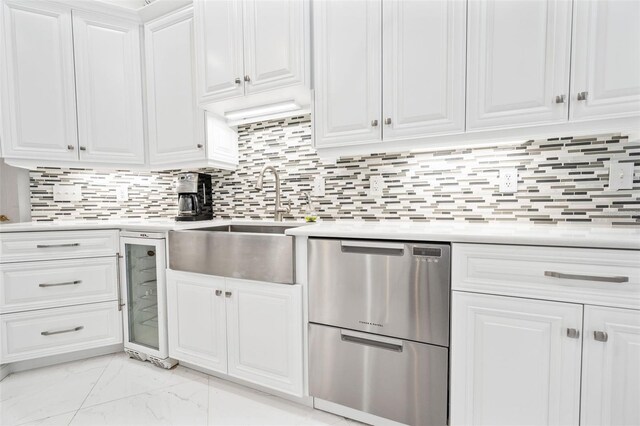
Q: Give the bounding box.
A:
[340,331,403,352]
[594,331,608,342]
[341,241,405,256]
[39,280,82,288]
[36,243,80,248]
[544,271,629,283]
[41,326,84,336]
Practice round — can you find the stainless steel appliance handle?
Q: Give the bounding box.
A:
[544,271,629,283]
[340,330,403,352]
[202,183,206,205]
[39,280,82,288]
[36,243,80,248]
[340,240,405,256]
[116,254,124,311]
[41,326,84,336]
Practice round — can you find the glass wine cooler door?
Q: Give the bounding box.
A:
[125,243,160,350]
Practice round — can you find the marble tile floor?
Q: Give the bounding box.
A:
[0,352,361,426]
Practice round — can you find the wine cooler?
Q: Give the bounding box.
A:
[119,231,176,369]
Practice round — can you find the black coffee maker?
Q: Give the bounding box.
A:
[175,172,213,221]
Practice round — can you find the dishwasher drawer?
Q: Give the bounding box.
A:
[309,238,451,346]
[309,324,448,426]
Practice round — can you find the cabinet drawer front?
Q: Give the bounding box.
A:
[0,230,119,263]
[452,243,640,309]
[0,301,123,363]
[0,257,118,313]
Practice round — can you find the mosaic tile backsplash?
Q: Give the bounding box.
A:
[30,114,639,226]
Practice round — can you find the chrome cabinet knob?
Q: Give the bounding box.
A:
[225,291,232,298]
[197,144,203,149]
[384,117,392,125]
[244,75,251,83]
[577,91,588,101]
[555,95,566,104]
[79,146,86,151]
[235,77,241,85]
[215,290,222,296]
[67,145,75,150]
[594,331,608,342]
[566,328,580,339]
[371,119,378,127]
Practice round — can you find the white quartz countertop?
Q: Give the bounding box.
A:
[285,221,640,250]
[0,218,307,233]
[2,218,638,250]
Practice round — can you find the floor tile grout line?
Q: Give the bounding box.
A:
[68,354,116,425]
[13,410,78,426]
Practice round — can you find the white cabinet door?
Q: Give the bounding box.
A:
[225,279,303,396]
[242,0,306,95]
[0,1,77,160]
[195,0,244,103]
[313,0,382,148]
[450,292,583,426]
[72,11,144,165]
[382,0,465,139]
[145,7,206,166]
[571,0,640,120]
[466,0,572,130]
[581,305,640,426]
[166,270,227,374]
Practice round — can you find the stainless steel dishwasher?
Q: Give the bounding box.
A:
[308,238,450,426]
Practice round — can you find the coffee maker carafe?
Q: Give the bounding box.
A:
[175,172,213,221]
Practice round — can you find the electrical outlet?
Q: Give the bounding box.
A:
[609,162,634,191]
[312,176,325,197]
[369,175,384,197]
[116,185,129,202]
[499,168,518,194]
[53,184,82,202]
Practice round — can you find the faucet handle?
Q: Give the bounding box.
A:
[278,199,292,214]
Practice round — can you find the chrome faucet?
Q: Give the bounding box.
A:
[255,164,291,221]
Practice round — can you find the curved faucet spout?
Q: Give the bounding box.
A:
[255,164,290,221]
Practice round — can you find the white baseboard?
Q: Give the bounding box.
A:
[1,344,123,378]
[178,360,314,408]
[314,398,407,426]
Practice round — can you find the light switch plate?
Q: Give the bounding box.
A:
[499,168,518,193]
[312,176,325,197]
[369,175,384,197]
[609,162,634,191]
[53,184,82,202]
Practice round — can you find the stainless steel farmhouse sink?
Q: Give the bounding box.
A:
[168,224,301,284]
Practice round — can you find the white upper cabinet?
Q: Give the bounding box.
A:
[571,0,640,120]
[1,1,78,161]
[72,11,144,165]
[195,0,244,103]
[451,292,583,426]
[242,0,305,95]
[313,0,382,148]
[145,7,206,166]
[194,0,309,118]
[581,305,640,426]
[466,0,573,130]
[382,0,466,139]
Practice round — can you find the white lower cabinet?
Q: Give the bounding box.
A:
[451,291,583,426]
[166,271,227,373]
[166,270,304,396]
[451,242,640,426]
[581,305,640,426]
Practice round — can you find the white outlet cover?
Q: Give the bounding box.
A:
[116,185,129,202]
[312,176,325,197]
[499,168,518,194]
[53,184,82,202]
[609,162,634,191]
[369,175,384,197]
